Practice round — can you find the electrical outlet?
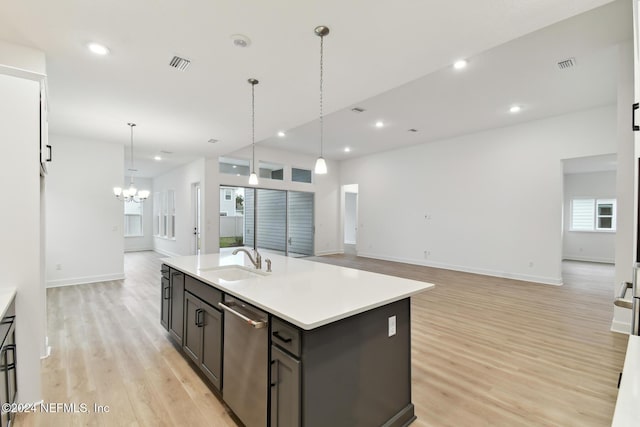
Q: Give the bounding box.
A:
[388,316,396,337]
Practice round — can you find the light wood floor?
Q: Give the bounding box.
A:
[15,252,627,427]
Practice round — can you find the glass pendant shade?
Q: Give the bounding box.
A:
[113,187,122,196]
[314,157,327,174]
[113,123,149,202]
[249,172,259,185]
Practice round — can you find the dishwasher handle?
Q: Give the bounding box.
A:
[218,302,268,329]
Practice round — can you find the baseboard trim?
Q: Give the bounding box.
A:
[315,249,343,256]
[125,246,154,253]
[47,273,125,288]
[611,320,631,335]
[562,256,615,264]
[356,252,563,286]
[153,248,182,258]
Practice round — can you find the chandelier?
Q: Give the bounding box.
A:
[113,123,150,202]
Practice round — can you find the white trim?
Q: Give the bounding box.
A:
[611,319,631,335]
[153,247,182,258]
[0,64,46,81]
[356,252,564,286]
[124,246,155,253]
[562,256,615,264]
[315,249,343,256]
[46,273,125,288]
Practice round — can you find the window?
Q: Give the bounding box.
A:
[154,190,175,239]
[570,198,616,231]
[124,200,143,237]
[224,190,232,200]
[292,167,312,183]
[219,157,250,176]
[259,161,284,181]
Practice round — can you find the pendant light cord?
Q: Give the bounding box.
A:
[129,123,136,187]
[319,34,324,157]
[252,81,255,170]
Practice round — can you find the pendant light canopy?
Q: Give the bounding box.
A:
[248,78,259,186]
[113,123,149,202]
[314,25,329,175]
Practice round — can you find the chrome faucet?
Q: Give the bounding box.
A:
[232,248,262,270]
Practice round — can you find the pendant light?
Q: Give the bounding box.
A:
[248,78,259,186]
[314,25,329,175]
[113,123,150,202]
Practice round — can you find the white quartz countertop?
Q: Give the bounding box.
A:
[162,253,434,330]
[612,335,640,427]
[0,286,16,319]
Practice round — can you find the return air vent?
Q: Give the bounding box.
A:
[169,56,191,71]
[408,128,418,133]
[557,57,576,70]
[351,107,366,113]
[160,150,173,154]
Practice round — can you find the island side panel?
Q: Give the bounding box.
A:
[301,298,414,427]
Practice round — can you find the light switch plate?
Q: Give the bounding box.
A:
[388,315,396,337]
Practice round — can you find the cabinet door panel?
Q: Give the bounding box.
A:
[200,304,222,390]
[271,345,301,427]
[169,271,184,343]
[160,277,170,330]
[183,294,201,365]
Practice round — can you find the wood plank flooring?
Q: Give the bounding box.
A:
[14,252,627,427]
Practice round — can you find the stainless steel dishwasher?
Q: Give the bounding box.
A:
[219,295,269,427]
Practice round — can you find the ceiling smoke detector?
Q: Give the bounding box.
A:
[231,34,251,48]
[557,57,576,70]
[169,56,191,71]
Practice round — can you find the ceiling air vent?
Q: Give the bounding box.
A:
[408,128,418,133]
[169,56,191,71]
[160,150,173,154]
[208,138,219,144]
[351,107,366,113]
[557,57,576,70]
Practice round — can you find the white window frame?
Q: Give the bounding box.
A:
[154,190,176,240]
[570,198,616,232]
[124,200,143,237]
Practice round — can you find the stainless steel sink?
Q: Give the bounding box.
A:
[199,265,268,282]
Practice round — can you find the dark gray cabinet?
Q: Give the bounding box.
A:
[184,292,222,391]
[270,345,300,427]
[160,265,170,330]
[169,270,184,344]
[160,265,184,346]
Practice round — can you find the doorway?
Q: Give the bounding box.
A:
[342,184,358,255]
[192,182,201,255]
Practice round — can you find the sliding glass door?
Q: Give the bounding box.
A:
[221,186,314,256]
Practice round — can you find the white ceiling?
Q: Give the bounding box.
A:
[0,0,628,177]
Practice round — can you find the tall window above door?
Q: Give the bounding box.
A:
[570,198,616,232]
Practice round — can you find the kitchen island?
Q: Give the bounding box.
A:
[161,252,433,427]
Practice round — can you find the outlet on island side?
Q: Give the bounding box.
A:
[388,315,396,337]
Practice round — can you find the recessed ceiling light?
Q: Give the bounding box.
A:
[154,156,162,161]
[88,43,110,56]
[509,105,522,113]
[231,34,251,48]
[277,131,286,137]
[453,59,468,70]
[232,165,237,169]
[344,147,351,153]
[375,121,384,128]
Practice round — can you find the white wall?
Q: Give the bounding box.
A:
[46,135,124,286]
[340,105,617,285]
[215,145,342,255]
[0,57,45,404]
[153,159,205,257]
[123,176,154,252]
[562,171,616,263]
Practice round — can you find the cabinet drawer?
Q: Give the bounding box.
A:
[185,275,222,307]
[271,317,301,357]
